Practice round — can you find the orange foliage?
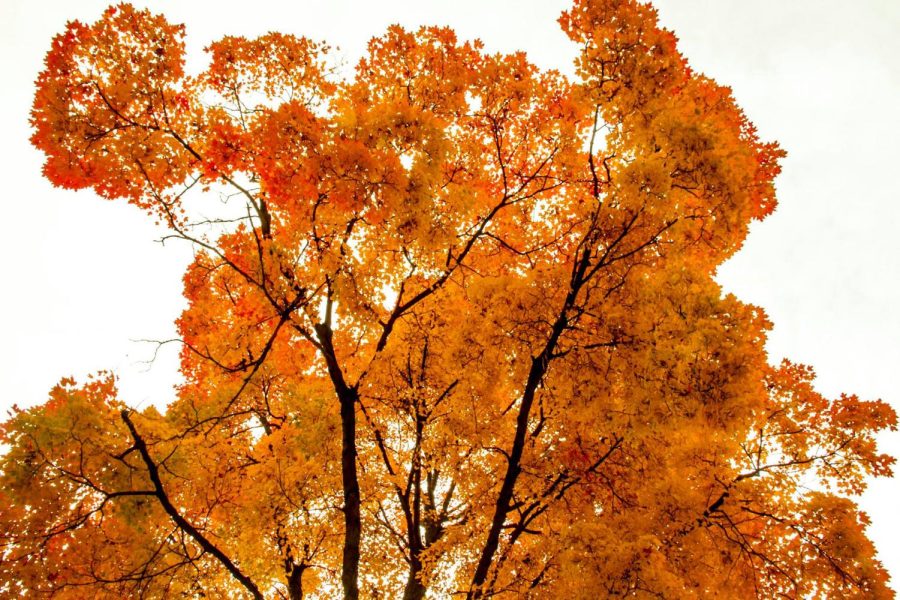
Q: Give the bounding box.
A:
[5,1,895,598]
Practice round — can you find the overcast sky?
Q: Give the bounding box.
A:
[1,0,897,588]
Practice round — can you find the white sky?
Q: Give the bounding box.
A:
[1,0,897,589]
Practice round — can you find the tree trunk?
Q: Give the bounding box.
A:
[402,556,426,600]
[468,308,574,598]
[340,391,361,600]
[314,320,362,600]
[288,564,306,600]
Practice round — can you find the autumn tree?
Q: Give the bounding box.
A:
[2,0,896,598]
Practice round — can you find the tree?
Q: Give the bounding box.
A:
[2,0,895,597]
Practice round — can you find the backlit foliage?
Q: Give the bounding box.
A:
[4,1,895,598]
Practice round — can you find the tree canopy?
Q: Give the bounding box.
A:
[3,0,896,598]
